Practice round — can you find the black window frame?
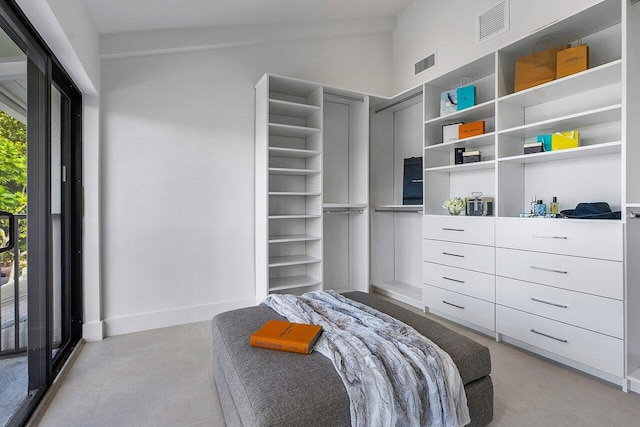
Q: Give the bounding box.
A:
[0,1,83,425]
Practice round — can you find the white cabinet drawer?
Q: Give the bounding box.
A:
[496,276,623,338]
[423,215,494,246]
[495,218,623,261]
[423,262,495,302]
[423,285,495,331]
[496,248,623,300]
[423,240,495,274]
[496,306,623,377]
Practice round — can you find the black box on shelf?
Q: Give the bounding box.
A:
[462,150,481,163]
[402,157,423,205]
[455,147,465,165]
[524,142,544,154]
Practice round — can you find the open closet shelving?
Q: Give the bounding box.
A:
[419,0,636,391]
[369,86,425,308]
[256,75,324,300]
[255,0,640,393]
[321,88,370,295]
[256,75,370,302]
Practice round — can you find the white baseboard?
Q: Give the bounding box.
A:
[82,320,104,341]
[103,297,256,337]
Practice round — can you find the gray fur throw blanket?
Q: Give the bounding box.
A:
[263,290,470,427]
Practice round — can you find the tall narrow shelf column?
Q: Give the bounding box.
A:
[624,0,640,393]
[255,74,323,302]
[370,87,424,308]
[322,89,370,294]
[421,53,497,334]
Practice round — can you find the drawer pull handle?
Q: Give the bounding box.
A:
[442,228,465,232]
[442,300,465,310]
[530,265,567,274]
[443,276,465,284]
[530,297,568,309]
[532,234,568,240]
[442,252,465,258]
[530,329,568,343]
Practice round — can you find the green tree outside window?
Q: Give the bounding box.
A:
[0,110,27,270]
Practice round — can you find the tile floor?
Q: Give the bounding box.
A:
[36,321,222,427]
[0,354,27,426]
[35,298,640,426]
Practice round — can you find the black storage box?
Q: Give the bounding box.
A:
[524,142,543,154]
[462,150,481,163]
[403,157,423,205]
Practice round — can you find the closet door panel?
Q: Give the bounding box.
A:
[323,101,349,203]
[394,103,423,203]
[394,213,423,288]
[323,214,349,290]
[370,212,395,284]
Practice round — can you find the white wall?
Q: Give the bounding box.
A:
[100,32,393,335]
[392,0,602,93]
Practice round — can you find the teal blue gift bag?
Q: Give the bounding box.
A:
[456,78,476,111]
[537,134,552,151]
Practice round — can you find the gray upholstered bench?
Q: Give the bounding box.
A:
[211,292,493,426]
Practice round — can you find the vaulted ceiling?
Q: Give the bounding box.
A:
[84,0,414,34]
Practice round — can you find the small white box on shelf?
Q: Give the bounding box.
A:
[442,123,463,143]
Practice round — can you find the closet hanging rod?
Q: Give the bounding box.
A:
[374,207,423,213]
[324,92,364,102]
[324,209,364,214]
[374,91,423,114]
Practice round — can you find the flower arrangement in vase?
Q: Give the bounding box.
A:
[443,197,465,215]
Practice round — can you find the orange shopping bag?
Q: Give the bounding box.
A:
[514,38,562,92]
[556,36,589,79]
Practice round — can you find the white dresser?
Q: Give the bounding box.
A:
[495,218,624,378]
[422,215,496,332]
[421,215,625,382]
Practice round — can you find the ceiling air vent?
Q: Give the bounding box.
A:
[415,52,436,75]
[478,1,509,43]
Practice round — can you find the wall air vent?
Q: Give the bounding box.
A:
[415,52,436,75]
[478,1,509,43]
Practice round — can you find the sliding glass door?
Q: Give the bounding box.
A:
[0,1,82,425]
[0,21,28,427]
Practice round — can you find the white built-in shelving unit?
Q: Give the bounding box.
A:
[254,0,640,393]
[420,0,638,391]
[256,75,370,302]
[255,75,324,301]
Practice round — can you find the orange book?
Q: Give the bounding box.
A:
[250,320,322,354]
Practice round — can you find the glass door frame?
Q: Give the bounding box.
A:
[50,65,83,370]
[0,1,83,425]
